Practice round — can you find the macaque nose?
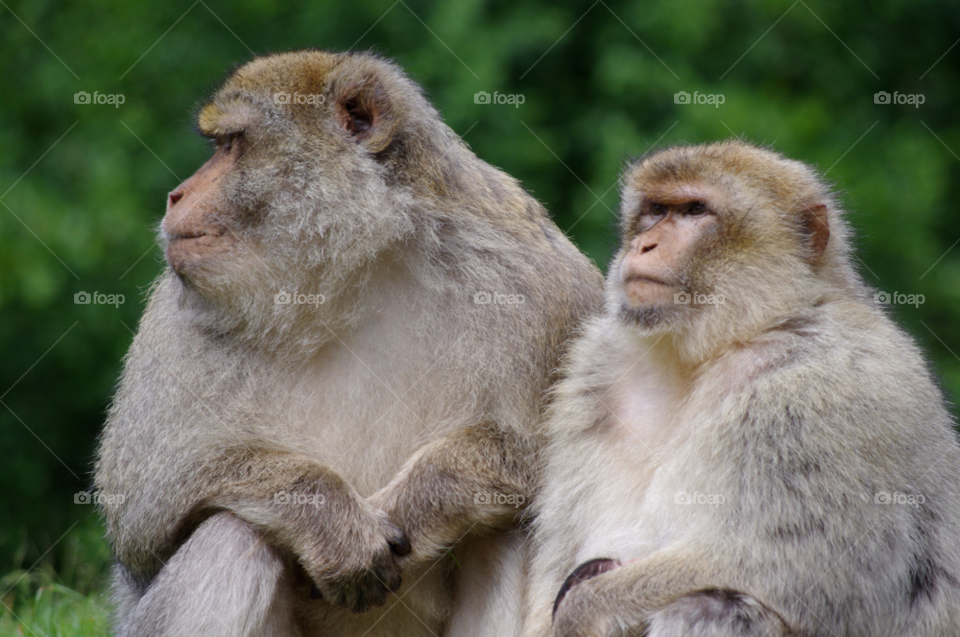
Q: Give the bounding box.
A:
[630,234,659,256]
[168,190,184,207]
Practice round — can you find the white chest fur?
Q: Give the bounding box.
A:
[566,347,725,565]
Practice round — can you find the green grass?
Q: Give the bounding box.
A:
[0,579,110,637]
[0,519,112,637]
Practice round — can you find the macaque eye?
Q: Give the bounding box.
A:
[635,203,666,232]
[218,132,244,153]
[640,203,666,218]
[686,201,707,216]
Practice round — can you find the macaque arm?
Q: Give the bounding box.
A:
[206,448,387,558]
[370,422,533,564]
[138,446,406,612]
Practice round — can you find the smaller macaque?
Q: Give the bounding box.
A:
[524,142,960,637]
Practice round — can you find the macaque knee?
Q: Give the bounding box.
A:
[116,511,298,637]
[647,589,794,637]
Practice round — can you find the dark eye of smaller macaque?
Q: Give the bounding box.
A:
[635,203,667,233]
[687,201,707,216]
[641,203,665,217]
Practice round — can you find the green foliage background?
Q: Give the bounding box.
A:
[1,0,959,625]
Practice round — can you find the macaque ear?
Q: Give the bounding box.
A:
[333,73,397,154]
[800,203,830,263]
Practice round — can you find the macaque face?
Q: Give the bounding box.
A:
[616,182,727,330]
[159,53,393,295]
[159,85,279,290]
[162,131,246,278]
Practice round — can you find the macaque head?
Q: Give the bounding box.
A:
[159,51,451,348]
[610,141,854,357]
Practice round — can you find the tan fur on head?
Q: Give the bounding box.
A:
[609,140,861,365]
[176,50,556,360]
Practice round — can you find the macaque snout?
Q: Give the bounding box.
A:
[162,140,239,274]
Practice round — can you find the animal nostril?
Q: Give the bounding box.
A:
[640,243,657,255]
[168,191,184,206]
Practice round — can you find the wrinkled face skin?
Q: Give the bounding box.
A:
[615,181,729,330]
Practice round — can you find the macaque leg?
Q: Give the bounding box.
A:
[113,512,299,637]
[445,532,530,637]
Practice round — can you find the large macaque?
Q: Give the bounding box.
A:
[95,50,603,637]
[524,142,960,637]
